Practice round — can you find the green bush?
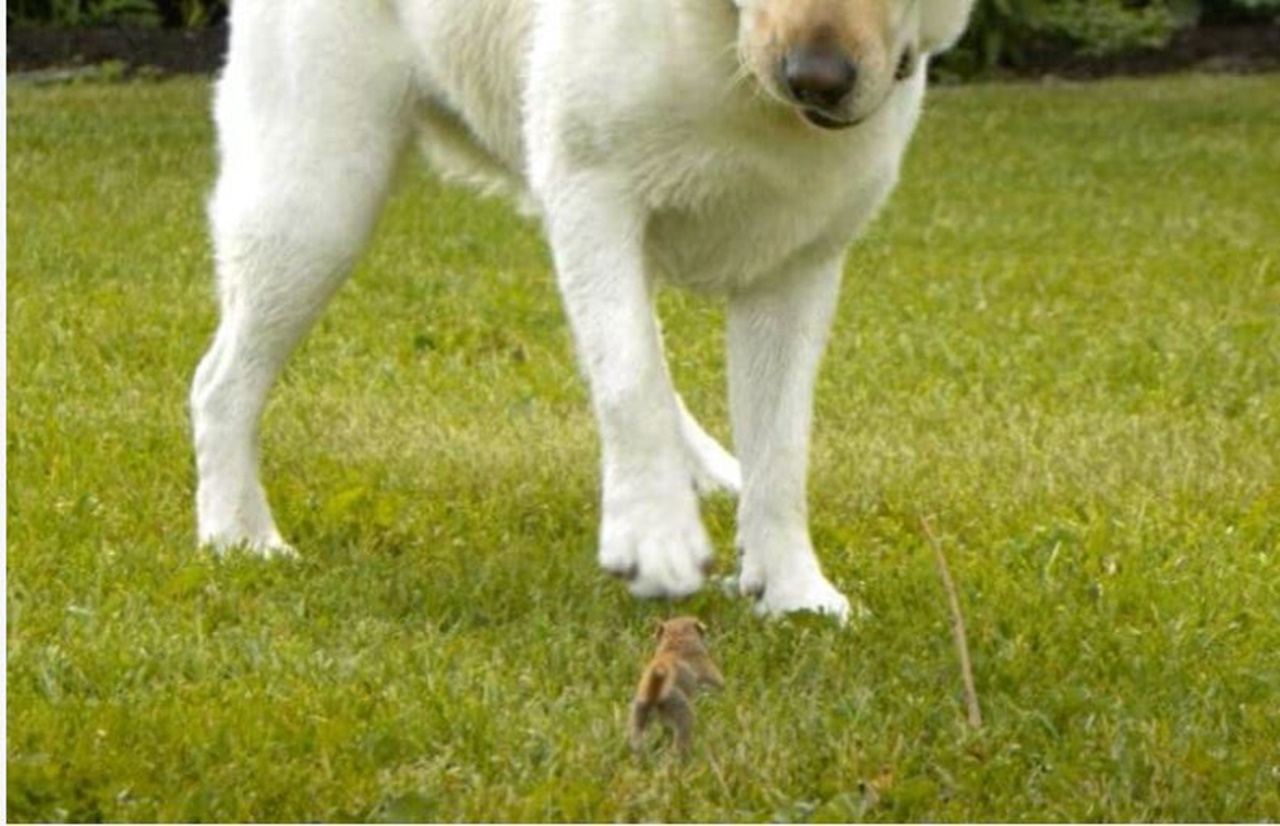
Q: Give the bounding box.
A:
[7,0,225,27]
[9,0,159,27]
[1200,0,1280,20]
[1039,0,1182,55]
[153,0,226,28]
[943,0,1185,73]
[944,0,1278,74]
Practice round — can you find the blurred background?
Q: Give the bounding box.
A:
[6,0,1280,79]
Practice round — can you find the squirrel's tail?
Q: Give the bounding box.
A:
[639,663,675,705]
[629,665,673,752]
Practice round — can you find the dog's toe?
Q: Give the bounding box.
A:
[597,481,714,599]
[602,560,640,581]
[201,529,298,560]
[753,575,851,623]
[736,554,850,622]
[626,552,706,599]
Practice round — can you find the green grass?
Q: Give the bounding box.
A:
[7,74,1279,822]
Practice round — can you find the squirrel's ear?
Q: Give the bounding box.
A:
[653,620,667,640]
[696,620,708,636]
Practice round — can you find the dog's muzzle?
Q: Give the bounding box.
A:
[783,44,859,130]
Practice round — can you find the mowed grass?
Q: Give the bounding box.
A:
[7,74,1279,821]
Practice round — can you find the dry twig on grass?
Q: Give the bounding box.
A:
[921,516,983,729]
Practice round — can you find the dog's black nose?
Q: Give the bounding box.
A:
[783,45,857,110]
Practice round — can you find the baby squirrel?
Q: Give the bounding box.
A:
[628,616,724,753]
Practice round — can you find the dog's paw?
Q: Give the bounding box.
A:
[738,555,850,622]
[753,576,851,622]
[197,479,295,559]
[200,527,298,560]
[599,492,712,599]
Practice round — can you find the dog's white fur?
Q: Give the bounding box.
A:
[191,0,973,619]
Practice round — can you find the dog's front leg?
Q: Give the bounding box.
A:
[543,174,712,599]
[728,256,851,620]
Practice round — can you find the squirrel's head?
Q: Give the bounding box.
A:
[654,616,709,646]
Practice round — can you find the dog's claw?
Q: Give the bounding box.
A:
[604,562,640,581]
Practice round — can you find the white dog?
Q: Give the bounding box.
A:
[191,0,973,620]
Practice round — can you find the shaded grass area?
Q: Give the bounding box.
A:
[7,75,1280,821]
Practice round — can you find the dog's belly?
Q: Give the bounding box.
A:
[400,0,531,179]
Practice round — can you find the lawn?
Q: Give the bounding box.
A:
[6,73,1279,822]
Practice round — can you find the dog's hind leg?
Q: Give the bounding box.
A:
[676,395,741,497]
[191,8,413,555]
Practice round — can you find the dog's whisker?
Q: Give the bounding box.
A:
[716,40,754,97]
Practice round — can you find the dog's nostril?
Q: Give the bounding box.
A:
[784,46,857,109]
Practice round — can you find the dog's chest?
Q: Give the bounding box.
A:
[637,129,899,291]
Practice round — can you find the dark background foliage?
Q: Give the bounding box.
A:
[945,0,1279,72]
[6,0,1279,76]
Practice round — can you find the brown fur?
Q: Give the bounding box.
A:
[756,0,892,55]
[628,617,725,753]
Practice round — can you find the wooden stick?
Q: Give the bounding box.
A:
[921,516,983,729]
